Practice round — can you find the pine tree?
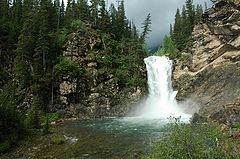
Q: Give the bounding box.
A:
[15,0,36,89]
[10,0,23,25]
[65,0,73,27]
[116,0,127,39]
[109,3,117,34]
[99,0,110,32]
[90,0,99,25]
[195,4,203,24]
[59,0,65,28]
[0,0,9,22]
[140,13,151,42]
[181,6,189,46]
[185,0,195,35]
[173,9,182,49]
[48,0,59,31]
[34,0,50,77]
[170,24,173,38]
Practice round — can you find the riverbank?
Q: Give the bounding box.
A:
[142,120,240,159]
[2,118,240,159]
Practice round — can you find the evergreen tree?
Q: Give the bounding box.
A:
[99,0,110,32]
[140,13,151,42]
[76,0,90,22]
[181,6,190,46]
[185,0,195,35]
[169,24,173,39]
[116,0,127,39]
[14,0,36,89]
[48,0,59,31]
[109,3,118,34]
[59,0,65,28]
[195,4,203,24]
[65,0,74,27]
[173,9,183,50]
[0,0,9,22]
[90,0,99,25]
[10,0,23,25]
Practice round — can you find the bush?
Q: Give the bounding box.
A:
[126,76,145,87]
[0,81,25,152]
[51,134,65,145]
[54,57,85,77]
[0,141,11,153]
[24,96,41,129]
[142,120,240,159]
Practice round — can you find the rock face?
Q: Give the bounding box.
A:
[173,1,240,122]
[57,26,146,118]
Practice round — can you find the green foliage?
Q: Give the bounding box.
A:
[40,112,61,128]
[156,36,179,59]
[70,20,86,31]
[0,81,25,152]
[126,75,145,87]
[141,13,152,42]
[51,134,65,145]
[54,57,85,77]
[0,0,147,152]
[24,96,41,129]
[143,120,240,159]
[171,0,204,52]
[0,141,11,153]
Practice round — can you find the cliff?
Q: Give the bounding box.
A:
[173,1,240,122]
[56,24,146,118]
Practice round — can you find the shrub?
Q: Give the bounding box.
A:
[142,120,240,159]
[0,141,11,153]
[51,134,65,145]
[0,81,25,152]
[54,57,85,77]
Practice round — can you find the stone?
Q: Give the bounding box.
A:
[230,36,240,48]
[57,25,146,118]
[173,1,240,121]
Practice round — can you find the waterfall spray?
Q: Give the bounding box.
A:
[139,56,191,120]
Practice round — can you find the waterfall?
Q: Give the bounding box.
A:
[139,56,191,119]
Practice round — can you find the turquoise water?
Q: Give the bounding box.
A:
[57,117,170,159]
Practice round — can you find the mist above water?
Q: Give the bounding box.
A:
[132,56,192,120]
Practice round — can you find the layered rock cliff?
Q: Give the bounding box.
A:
[56,25,146,118]
[173,1,240,122]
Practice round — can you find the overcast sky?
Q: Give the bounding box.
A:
[107,0,212,48]
[63,0,212,48]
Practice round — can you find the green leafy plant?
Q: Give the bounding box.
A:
[51,134,65,145]
[0,141,11,153]
[142,120,240,159]
[54,57,85,77]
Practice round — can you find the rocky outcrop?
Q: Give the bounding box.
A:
[173,1,240,122]
[56,25,146,118]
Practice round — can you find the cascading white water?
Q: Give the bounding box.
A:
[139,56,191,119]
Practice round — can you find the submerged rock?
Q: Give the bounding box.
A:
[173,1,240,122]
